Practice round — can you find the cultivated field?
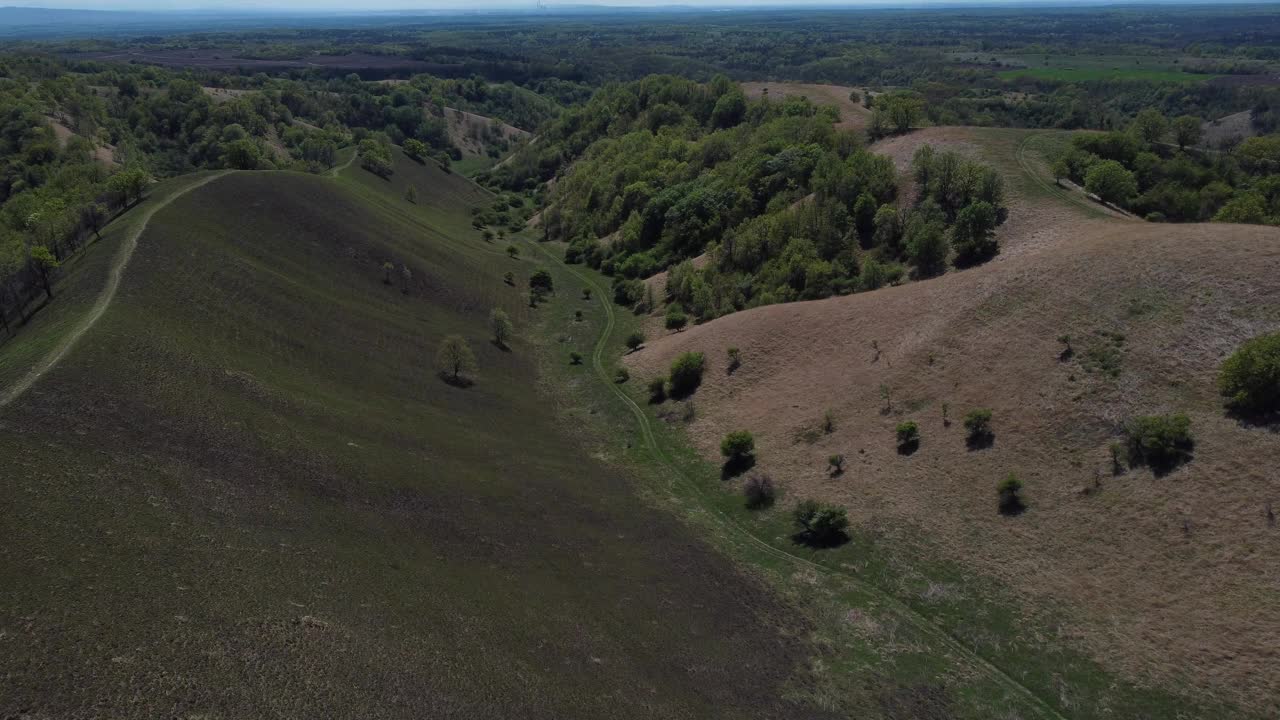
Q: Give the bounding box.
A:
[0,153,827,718]
[625,127,1280,717]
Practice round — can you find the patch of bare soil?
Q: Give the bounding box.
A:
[742,82,873,133]
[201,86,251,104]
[626,150,1280,712]
[437,106,531,159]
[1202,111,1255,149]
[44,115,117,166]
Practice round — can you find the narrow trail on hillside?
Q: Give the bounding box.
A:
[0,171,232,409]
[1015,133,1137,222]
[529,240,1071,720]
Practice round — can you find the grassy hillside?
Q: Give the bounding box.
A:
[625,128,1280,718]
[0,152,826,718]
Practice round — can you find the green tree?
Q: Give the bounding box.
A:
[793,500,849,546]
[997,474,1025,515]
[963,408,994,448]
[668,351,705,397]
[1171,116,1202,150]
[1085,160,1138,205]
[905,216,948,278]
[81,202,109,242]
[223,139,261,170]
[625,331,645,352]
[1126,414,1194,474]
[710,90,747,129]
[1218,332,1280,415]
[30,246,60,299]
[403,138,429,161]
[1130,108,1168,145]
[489,308,513,349]
[107,167,151,207]
[950,201,999,266]
[435,334,477,384]
[895,420,920,454]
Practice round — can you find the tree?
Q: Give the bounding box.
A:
[668,351,705,397]
[569,351,583,365]
[872,205,902,255]
[997,474,1025,516]
[1130,108,1168,146]
[1125,413,1194,474]
[1085,160,1138,205]
[727,347,741,373]
[405,185,418,204]
[710,90,747,129]
[625,331,645,352]
[489,308,513,349]
[435,335,477,384]
[950,201,999,266]
[107,167,150,207]
[1218,332,1280,415]
[664,304,688,330]
[81,203,109,242]
[529,269,554,296]
[381,261,394,285]
[223,139,261,170]
[403,138,428,161]
[503,271,515,286]
[793,500,849,546]
[905,216,948,278]
[30,246,60,299]
[505,244,518,259]
[963,408,994,448]
[400,265,412,294]
[1171,115,1202,150]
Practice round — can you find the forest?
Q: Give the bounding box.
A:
[3,4,1280,332]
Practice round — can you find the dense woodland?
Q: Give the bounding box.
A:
[3,5,1280,332]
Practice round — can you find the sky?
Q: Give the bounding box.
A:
[0,0,1153,12]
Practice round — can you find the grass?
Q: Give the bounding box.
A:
[0,153,823,718]
[520,234,1251,719]
[986,53,1219,84]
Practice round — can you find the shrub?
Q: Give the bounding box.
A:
[625,331,645,352]
[668,352,705,397]
[530,269,554,295]
[489,308,513,349]
[647,377,667,403]
[614,367,630,384]
[793,500,849,547]
[726,347,741,374]
[503,271,515,286]
[664,304,689,330]
[822,411,835,434]
[963,408,994,448]
[1126,413,1194,474]
[1218,332,1280,415]
[574,310,583,322]
[997,474,1025,516]
[895,421,920,454]
[569,351,583,365]
[743,473,776,509]
[505,244,519,259]
[828,454,845,476]
[582,287,592,300]
[720,430,756,461]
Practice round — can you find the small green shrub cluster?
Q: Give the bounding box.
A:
[793,500,849,546]
[895,420,920,454]
[1125,413,1194,473]
[963,408,994,448]
[668,351,706,397]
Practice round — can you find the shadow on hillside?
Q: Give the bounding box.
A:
[966,433,995,451]
[791,529,850,550]
[1226,406,1280,432]
[491,339,510,353]
[721,454,756,480]
[438,372,474,389]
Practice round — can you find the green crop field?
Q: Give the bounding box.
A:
[988,54,1219,83]
[0,152,825,718]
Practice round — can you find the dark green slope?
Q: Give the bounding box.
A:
[0,158,824,718]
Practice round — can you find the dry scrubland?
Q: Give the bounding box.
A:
[627,126,1280,714]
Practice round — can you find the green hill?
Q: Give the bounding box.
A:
[0,153,821,718]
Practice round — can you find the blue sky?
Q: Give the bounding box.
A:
[3,0,1124,11]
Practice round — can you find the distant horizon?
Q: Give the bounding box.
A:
[5,0,1276,14]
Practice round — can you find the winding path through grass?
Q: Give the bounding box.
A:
[0,171,232,409]
[530,240,1071,720]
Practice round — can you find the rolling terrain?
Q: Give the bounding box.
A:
[625,127,1280,716]
[0,152,827,718]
